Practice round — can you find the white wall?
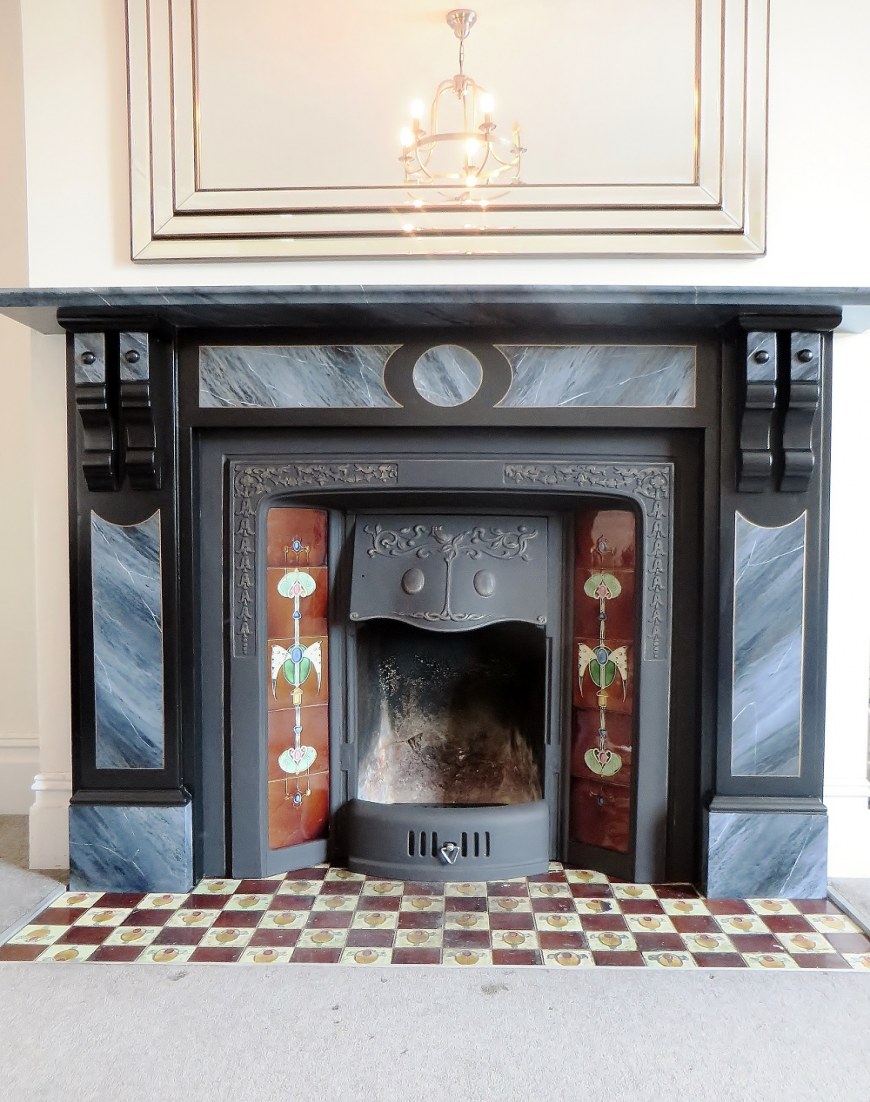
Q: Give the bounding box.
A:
[3,0,869,874]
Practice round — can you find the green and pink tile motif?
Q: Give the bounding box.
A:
[3,864,868,970]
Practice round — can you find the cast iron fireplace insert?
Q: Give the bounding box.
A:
[52,289,835,899]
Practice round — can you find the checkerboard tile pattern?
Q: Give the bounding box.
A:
[3,865,869,969]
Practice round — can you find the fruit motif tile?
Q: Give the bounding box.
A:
[2,867,869,970]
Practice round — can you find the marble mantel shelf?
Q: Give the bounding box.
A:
[1,285,870,335]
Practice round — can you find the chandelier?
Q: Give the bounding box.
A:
[399,9,523,199]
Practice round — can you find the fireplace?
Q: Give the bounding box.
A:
[43,288,837,899]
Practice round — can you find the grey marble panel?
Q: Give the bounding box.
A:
[92,511,165,769]
[119,332,149,381]
[731,513,806,777]
[199,345,401,408]
[73,333,106,384]
[412,345,483,406]
[496,344,696,407]
[706,810,827,898]
[69,803,193,892]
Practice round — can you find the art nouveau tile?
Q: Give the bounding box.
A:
[394,929,443,949]
[660,897,710,915]
[731,513,806,777]
[72,908,132,927]
[55,891,103,909]
[680,932,736,954]
[442,949,493,967]
[491,930,540,951]
[223,894,272,912]
[623,914,677,934]
[806,913,862,934]
[192,878,241,895]
[165,908,221,928]
[496,345,696,407]
[37,944,101,963]
[643,951,697,968]
[276,878,323,897]
[91,512,164,769]
[586,931,638,952]
[199,345,400,408]
[444,912,490,931]
[400,895,445,913]
[487,897,533,913]
[8,925,68,946]
[842,953,870,971]
[340,947,393,966]
[742,953,800,970]
[542,949,595,968]
[351,910,399,930]
[258,910,307,930]
[713,914,769,935]
[103,926,162,947]
[534,912,584,933]
[241,947,294,964]
[776,932,835,954]
[296,928,348,949]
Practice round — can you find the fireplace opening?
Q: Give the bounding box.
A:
[355,620,546,807]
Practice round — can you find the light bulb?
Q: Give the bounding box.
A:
[466,139,480,157]
[400,127,414,148]
[410,99,425,121]
[480,93,494,115]
[465,174,479,188]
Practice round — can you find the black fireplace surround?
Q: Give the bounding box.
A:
[0,285,849,899]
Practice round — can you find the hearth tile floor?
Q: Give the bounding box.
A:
[2,864,869,970]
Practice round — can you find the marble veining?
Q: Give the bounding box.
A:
[731,514,806,777]
[119,332,149,381]
[412,345,483,406]
[92,512,165,769]
[73,333,106,385]
[199,345,401,408]
[69,803,193,892]
[496,345,696,407]
[706,811,827,898]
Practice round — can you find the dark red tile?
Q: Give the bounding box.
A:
[489,912,535,931]
[392,948,441,965]
[356,896,401,912]
[95,893,145,909]
[618,899,665,915]
[794,953,852,969]
[214,910,261,928]
[291,947,342,964]
[728,934,785,954]
[824,933,870,953]
[488,882,531,897]
[269,895,316,912]
[668,916,720,934]
[579,914,629,932]
[397,912,444,930]
[592,951,645,967]
[442,929,490,950]
[570,884,615,899]
[248,929,300,948]
[703,899,752,915]
[791,899,844,914]
[33,908,88,926]
[538,931,587,950]
[305,911,353,929]
[189,947,244,964]
[653,884,699,898]
[319,882,363,895]
[282,866,327,881]
[123,909,173,926]
[633,933,686,952]
[403,882,446,895]
[184,894,226,910]
[527,871,567,884]
[345,930,395,948]
[529,898,575,913]
[153,927,206,946]
[0,944,45,961]
[90,945,148,963]
[762,915,814,934]
[692,953,747,968]
[237,880,281,894]
[444,896,487,912]
[491,949,542,966]
[57,927,111,945]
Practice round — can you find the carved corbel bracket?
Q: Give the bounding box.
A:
[119,332,161,490]
[737,331,777,493]
[781,332,821,493]
[73,334,118,492]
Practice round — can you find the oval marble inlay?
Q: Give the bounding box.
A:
[412,345,483,407]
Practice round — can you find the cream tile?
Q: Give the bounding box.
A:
[400,895,445,913]
[277,878,323,897]
[242,946,294,964]
[543,949,595,968]
[624,914,677,934]
[442,948,493,967]
[9,925,68,946]
[842,953,870,971]
[165,908,221,928]
[660,898,710,916]
[258,910,308,930]
[586,930,637,952]
[444,882,488,897]
[192,879,241,895]
[197,926,255,947]
[612,884,658,901]
[324,868,365,882]
[742,952,800,970]
[713,914,769,935]
[73,908,132,927]
[140,893,189,909]
[777,932,835,954]
[340,947,393,966]
[680,932,735,954]
[806,913,862,935]
[564,869,609,884]
[138,945,197,965]
[534,912,584,932]
[103,925,163,947]
[394,929,443,949]
[37,944,100,963]
[54,892,103,909]
[296,928,348,949]
[574,898,621,916]
[487,897,532,913]
[223,894,272,912]
[644,951,697,969]
[529,882,572,898]
[312,895,357,913]
[745,898,800,916]
[491,930,540,951]
[360,880,404,897]
[351,910,399,930]
[444,912,490,931]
